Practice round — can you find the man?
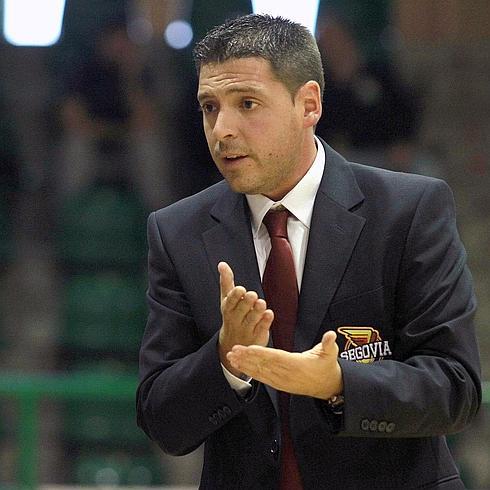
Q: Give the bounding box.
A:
[137,14,481,489]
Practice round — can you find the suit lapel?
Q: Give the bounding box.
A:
[202,189,263,295]
[295,142,366,351]
[202,188,278,413]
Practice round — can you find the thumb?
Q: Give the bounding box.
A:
[218,261,235,300]
[321,330,338,354]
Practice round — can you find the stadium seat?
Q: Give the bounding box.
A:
[57,184,147,269]
[61,271,147,355]
[64,398,146,446]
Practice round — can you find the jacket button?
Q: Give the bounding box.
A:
[378,421,387,433]
[386,422,396,433]
[369,420,378,432]
[361,419,370,431]
[223,406,232,416]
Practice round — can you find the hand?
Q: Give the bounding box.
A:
[218,262,273,377]
[227,330,343,400]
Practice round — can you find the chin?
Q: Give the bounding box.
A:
[227,180,260,195]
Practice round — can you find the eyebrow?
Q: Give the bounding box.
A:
[197,86,263,102]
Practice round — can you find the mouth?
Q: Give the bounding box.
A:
[221,154,248,164]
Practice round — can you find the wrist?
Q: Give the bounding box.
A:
[222,358,243,378]
[218,341,243,378]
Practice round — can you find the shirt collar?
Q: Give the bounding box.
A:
[246,136,325,238]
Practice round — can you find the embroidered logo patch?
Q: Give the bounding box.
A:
[337,326,392,363]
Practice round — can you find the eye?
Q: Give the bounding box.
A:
[200,102,217,114]
[242,99,257,110]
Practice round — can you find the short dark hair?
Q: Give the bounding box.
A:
[193,14,325,97]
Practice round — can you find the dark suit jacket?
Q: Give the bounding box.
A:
[137,140,481,489]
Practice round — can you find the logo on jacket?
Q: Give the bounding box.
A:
[337,326,392,363]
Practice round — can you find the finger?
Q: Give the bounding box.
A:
[321,330,338,354]
[218,262,235,301]
[234,290,258,319]
[226,346,247,373]
[252,309,274,338]
[227,345,269,379]
[243,298,266,326]
[222,286,246,314]
[228,345,286,381]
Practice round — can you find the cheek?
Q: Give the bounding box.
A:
[203,125,215,145]
[249,121,281,146]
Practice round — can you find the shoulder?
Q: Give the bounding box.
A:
[320,139,451,211]
[348,161,452,208]
[333,159,456,232]
[153,180,228,219]
[148,180,232,240]
[350,160,444,189]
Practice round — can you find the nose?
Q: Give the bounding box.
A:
[211,108,237,141]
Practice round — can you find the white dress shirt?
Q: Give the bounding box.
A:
[222,137,326,393]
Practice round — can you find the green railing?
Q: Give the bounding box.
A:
[0,372,489,489]
[0,372,138,489]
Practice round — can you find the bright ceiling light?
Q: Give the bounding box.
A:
[164,20,193,50]
[251,0,321,35]
[3,0,66,46]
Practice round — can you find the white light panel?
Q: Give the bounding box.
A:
[251,0,321,35]
[3,0,66,46]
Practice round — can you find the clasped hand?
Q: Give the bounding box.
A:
[218,262,343,400]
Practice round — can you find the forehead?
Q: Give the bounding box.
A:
[197,57,283,98]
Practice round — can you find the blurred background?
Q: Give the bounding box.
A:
[0,0,488,488]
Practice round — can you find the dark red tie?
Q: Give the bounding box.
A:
[262,208,303,490]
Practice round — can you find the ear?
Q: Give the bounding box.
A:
[298,81,322,129]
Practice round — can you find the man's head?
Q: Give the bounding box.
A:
[194,15,324,200]
[193,14,324,98]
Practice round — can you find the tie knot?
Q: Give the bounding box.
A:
[263,208,289,238]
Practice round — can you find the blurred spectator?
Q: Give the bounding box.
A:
[315,14,421,172]
[56,21,168,209]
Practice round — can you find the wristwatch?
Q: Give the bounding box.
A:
[326,394,344,415]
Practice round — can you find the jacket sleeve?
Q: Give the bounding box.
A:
[136,211,256,455]
[337,179,481,437]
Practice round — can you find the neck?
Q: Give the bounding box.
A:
[265,133,318,201]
